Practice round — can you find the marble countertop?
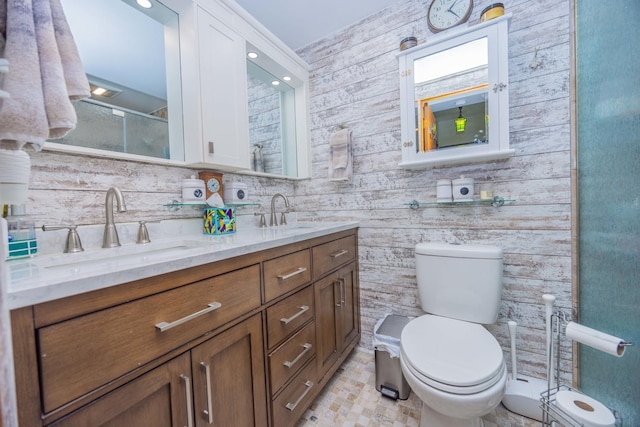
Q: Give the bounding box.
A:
[5,220,359,310]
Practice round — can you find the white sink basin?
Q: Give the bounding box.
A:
[33,239,211,272]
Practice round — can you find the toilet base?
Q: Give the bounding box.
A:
[419,402,484,427]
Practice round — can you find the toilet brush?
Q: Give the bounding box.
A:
[501,319,547,422]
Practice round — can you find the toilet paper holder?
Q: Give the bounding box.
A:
[540,311,627,426]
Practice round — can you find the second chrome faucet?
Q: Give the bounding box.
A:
[269,193,290,226]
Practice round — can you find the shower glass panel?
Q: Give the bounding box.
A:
[577,2,639,425]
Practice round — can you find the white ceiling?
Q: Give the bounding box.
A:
[234,0,404,50]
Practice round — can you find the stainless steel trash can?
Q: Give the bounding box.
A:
[373,314,412,400]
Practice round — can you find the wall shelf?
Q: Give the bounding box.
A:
[406,196,514,209]
[163,200,261,211]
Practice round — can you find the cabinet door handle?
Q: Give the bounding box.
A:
[280,305,309,325]
[208,141,215,154]
[339,278,346,307]
[330,249,348,258]
[155,302,222,332]
[180,374,194,427]
[277,267,307,281]
[283,343,312,368]
[285,380,314,411]
[200,362,214,424]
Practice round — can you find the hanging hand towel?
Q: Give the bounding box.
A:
[0,0,89,151]
[329,128,353,183]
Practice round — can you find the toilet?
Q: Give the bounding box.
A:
[400,243,507,427]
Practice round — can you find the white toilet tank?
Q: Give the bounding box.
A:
[415,243,503,324]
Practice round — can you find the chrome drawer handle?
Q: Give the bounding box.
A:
[330,249,348,258]
[280,305,309,325]
[285,380,314,411]
[200,362,214,424]
[155,302,222,332]
[180,374,194,427]
[277,267,307,280]
[283,343,312,368]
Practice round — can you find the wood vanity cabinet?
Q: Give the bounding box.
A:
[10,229,359,427]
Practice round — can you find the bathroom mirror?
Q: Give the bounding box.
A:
[246,42,301,177]
[47,0,185,162]
[398,15,513,168]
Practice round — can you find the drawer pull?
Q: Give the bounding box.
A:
[200,362,214,424]
[180,374,194,427]
[283,343,312,368]
[330,249,349,258]
[280,305,309,325]
[277,267,308,281]
[155,302,222,332]
[285,380,314,411]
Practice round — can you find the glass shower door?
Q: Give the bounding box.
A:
[576,2,640,425]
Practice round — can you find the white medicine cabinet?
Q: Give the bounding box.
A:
[398,14,512,169]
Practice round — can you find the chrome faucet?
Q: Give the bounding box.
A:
[102,186,127,248]
[270,193,290,226]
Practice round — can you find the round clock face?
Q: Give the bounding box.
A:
[428,0,473,33]
[207,178,220,193]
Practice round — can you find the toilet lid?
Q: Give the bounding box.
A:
[401,315,504,389]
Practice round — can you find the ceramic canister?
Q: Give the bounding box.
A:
[182,176,206,203]
[436,179,453,202]
[452,177,474,201]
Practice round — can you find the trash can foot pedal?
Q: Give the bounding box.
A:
[380,385,400,400]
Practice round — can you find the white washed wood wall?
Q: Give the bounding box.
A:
[295,0,574,382]
[22,0,574,386]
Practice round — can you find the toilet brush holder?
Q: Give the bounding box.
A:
[501,320,546,422]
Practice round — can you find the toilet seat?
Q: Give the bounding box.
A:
[401,314,505,395]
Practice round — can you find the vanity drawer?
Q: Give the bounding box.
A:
[312,235,356,278]
[38,264,261,413]
[264,249,311,302]
[269,320,316,394]
[271,358,318,427]
[266,285,314,349]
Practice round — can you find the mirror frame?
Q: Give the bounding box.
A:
[46,0,312,180]
[45,0,196,167]
[398,14,513,169]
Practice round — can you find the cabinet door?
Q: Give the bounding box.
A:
[314,273,340,380]
[191,314,267,427]
[336,263,359,352]
[50,353,192,427]
[196,6,250,170]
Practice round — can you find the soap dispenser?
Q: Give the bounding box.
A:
[6,204,37,258]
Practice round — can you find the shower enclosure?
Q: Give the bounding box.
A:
[576,2,639,424]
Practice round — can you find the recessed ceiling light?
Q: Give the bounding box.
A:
[271,81,280,86]
[137,0,152,8]
[283,76,292,81]
[247,52,258,59]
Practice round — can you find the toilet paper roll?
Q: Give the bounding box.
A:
[554,390,615,427]
[565,322,627,357]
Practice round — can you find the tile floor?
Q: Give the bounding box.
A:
[296,348,540,427]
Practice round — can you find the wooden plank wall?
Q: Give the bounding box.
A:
[294,0,574,382]
[20,0,574,386]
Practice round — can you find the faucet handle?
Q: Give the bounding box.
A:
[137,220,160,244]
[254,212,267,228]
[42,225,84,253]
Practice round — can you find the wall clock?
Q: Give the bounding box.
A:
[198,171,223,199]
[427,0,473,33]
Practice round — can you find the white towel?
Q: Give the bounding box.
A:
[0,0,89,151]
[329,128,353,182]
